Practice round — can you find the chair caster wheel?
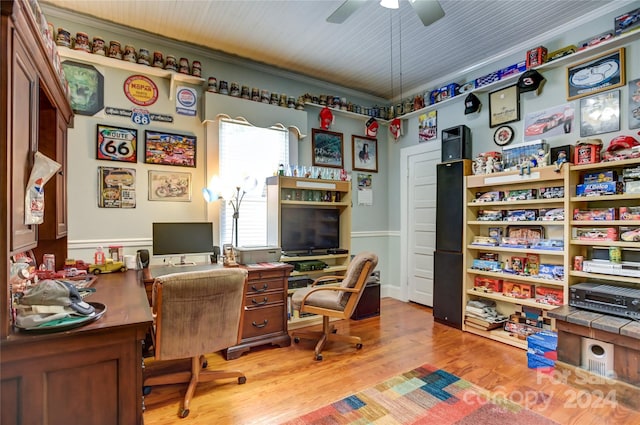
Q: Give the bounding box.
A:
[238,376,247,384]
[294,337,300,343]
[356,343,363,349]
[315,353,323,361]
[179,408,189,418]
[143,386,152,396]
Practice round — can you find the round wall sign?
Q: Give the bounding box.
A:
[123,75,159,106]
[493,125,514,146]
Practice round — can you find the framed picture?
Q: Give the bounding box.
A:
[96,124,137,163]
[352,135,378,172]
[418,111,437,142]
[61,61,104,116]
[567,48,625,100]
[580,90,620,137]
[97,166,136,208]
[629,78,640,130]
[148,170,192,201]
[488,85,520,128]
[312,128,344,168]
[144,130,196,167]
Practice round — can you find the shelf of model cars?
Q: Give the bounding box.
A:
[465,289,560,310]
[467,245,565,256]
[468,198,565,207]
[401,30,640,122]
[463,327,528,350]
[304,102,389,123]
[467,269,566,286]
[58,46,205,99]
[570,239,640,248]
[571,220,640,226]
[467,166,566,189]
[569,270,640,285]
[468,220,565,226]
[570,194,640,202]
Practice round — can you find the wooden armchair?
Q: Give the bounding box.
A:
[290,252,378,360]
[143,268,247,418]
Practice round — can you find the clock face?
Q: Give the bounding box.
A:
[494,126,514,146]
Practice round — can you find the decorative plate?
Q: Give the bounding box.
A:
[494,125,514,146]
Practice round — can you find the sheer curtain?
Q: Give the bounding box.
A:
[218,119,289,246]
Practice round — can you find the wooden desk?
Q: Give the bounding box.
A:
[0,270,152,425]
[149,263,293,359]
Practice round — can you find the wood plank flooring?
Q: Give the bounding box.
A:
[142,298,640,424]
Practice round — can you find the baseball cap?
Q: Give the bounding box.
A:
[464,93,481,114]
[21,279,95,315]
[365,117,379,137]
[518,69,545,93]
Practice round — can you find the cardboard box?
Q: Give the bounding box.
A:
[574,142,602,164]
[503,281,535,299]
[526,46,547,68]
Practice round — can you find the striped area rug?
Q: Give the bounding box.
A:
[282,364,558,425]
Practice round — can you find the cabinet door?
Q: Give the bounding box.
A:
[10,39,38,253]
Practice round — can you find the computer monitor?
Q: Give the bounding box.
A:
[152,222,214,265]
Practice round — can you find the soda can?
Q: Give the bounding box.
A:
[609,247,621,264]
[573,255,583,271]
[43,254,55,271]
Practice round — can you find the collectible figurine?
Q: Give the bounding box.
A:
[554,150,567,173]
[519,157,533,175]
[484,156,495,174]
[536,148,549,167]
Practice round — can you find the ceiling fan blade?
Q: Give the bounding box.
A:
[410,0,445,26]
[326,0,368,24]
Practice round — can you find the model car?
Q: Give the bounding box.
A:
[546,45,576,62]
[572,208,615,221]
[89,259,126,274]
[621,228,640,242]
[477,210,504,221]
[471,236,499,246]
[505,209,537,221]
[473,191,503,203]
[620,206,640,220]
[539,208,564,221]
[540,186,564,199]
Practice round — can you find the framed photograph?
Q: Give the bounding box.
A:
[148,170,192,201]
[97,166,136,208]
[567,48,625,100]
[61,61,104,116]
[144,130,196,167]
[580,90,620,137]
[352,135,378,172]
[418,111,437,142]
[96,124,137,163]
[488,85,520,128]
[629,78,640,130]
[312,128,344,168]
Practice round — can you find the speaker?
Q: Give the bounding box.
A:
[436,160,470,252]
[441,125,471,162]
[211,246,220,264]
[433,251,463,329]
[137,249,153,283]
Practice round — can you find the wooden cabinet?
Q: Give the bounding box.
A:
[0,271,153,425]
[225,264,293,360]
[265,176,352,329]
[463,166,570,349]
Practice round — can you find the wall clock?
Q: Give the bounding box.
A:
[493,125,514,146]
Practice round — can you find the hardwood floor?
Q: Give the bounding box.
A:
[142,298,640,424]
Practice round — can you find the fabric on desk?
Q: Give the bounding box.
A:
[20,279,94,315]
[15,310,71,328]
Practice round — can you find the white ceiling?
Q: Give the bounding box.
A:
[42,0,629,101]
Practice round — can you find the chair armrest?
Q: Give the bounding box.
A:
[311,275,344,286]
[300,285,358,305]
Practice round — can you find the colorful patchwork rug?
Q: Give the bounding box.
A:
[282,364,558,425]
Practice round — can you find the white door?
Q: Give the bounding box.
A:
[400,142,440,306]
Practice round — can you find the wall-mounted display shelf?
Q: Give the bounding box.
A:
[463,166,570,350]
[57,46,205,99]
[304,102,389,124]
[401,29,640,121]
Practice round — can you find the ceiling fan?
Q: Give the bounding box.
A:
[327,0,445,26]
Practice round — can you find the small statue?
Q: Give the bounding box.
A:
[536,149,550,167]
[519,157,532,176]
[554,150,567,173]
[484,156,495,174]
[223,246,239,267]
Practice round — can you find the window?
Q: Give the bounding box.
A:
[218,119,289,246]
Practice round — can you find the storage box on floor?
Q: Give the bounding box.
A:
[527,330,558,369]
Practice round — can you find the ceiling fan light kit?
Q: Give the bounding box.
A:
[327,0,445,27]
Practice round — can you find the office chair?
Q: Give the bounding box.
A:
[143,268,247,418]
[290,251,378,360]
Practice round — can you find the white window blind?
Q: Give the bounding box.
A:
[218,120,289,246]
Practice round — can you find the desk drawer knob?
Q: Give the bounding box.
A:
[252,319,268,328]
[251,297,268,306]
[251,283,269,292]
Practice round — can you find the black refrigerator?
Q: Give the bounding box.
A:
[433,160,470,329]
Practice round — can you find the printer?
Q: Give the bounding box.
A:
[235,246,282,264]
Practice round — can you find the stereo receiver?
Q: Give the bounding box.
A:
[569,282,640,319]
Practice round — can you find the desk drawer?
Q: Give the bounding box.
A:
[246,277,285,294]
[242,304,285,338]
[248,269,288,281]
[245,291,285,309]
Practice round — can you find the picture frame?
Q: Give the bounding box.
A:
[579,90,620,137]
[97,166,136,208]
[96,124,137,163]
[312,128,344,168]
[566,48,625,100]
[352,135,378,172]
[488,85,520,128]
[148,170,192,201]
[61,61,104,116]
[629,77,640,130]
[144,130,196,168]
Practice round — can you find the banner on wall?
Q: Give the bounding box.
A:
[176,86,197,116]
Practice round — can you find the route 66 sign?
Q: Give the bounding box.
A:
[96,124,137,163]
[131,108,151,126]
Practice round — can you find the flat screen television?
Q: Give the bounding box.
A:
[152,222,214,265]
[280,206,339,255]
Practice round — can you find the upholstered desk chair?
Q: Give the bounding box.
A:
[291,251,378,360]
[143,268,247,418]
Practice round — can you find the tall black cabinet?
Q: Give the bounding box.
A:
[433,160,471,328]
